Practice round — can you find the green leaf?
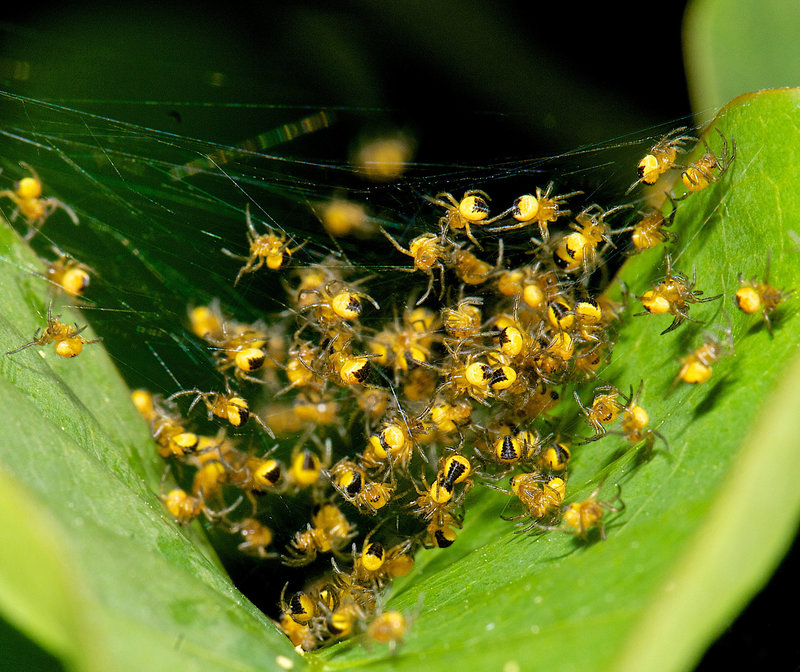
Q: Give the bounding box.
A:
[2,89,800,672]
[684,0,800,121]
[0,222,304,670]
[313,89,800,670]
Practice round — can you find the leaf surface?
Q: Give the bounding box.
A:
[684,0,800,121]
[314,88,800,672]
[0,219,304,672]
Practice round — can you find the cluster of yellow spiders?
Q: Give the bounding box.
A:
[3,124,792,655]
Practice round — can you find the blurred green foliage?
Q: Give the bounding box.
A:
[685,0,800,121]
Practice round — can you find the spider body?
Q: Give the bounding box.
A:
[627,127,696,192]
[381,229,452,304]
[486,182,582,241]
[636,253,721,334]
[425,189,508,248]
[680,128,736,194]
[6,303,101,358]
[224,205,305,284]
[735,249,794,333]
[0,162,79,239]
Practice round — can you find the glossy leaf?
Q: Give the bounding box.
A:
[315,89,800,671]
[0,220,304,672]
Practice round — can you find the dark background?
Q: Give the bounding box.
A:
[1,2,693,161]
[0,1,796,670]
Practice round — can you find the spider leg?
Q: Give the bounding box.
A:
[463,222,483,251]
[415,270,435,306]
[485,221,526,234]
[380,227,412,257]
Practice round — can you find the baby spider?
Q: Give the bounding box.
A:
[436,353,495,406]
[286,439,332,492]
[223,205,306,285]
[618,380,669,452]
[487,429,545,475]
[368,307,438,379]
[636,252,722,334]
[316,597,366,645]
[538,438,572,473]
[421,510,463,549]
[365,609,409,655]
[43,248,92,297]
[282,502,357,567]
[297,280,380,330]
[561,483,625,540]
[0,162,79,239]
[352,131,415,181]
[573,341,610,381]
[679,128,736,195]
[627,204,677,254]
[486,182,583,241]
[6,302,101,358]
[349,528,416,589]
[573,384,627,442]
[735,249,794,334]
[280,585,316,626]
[672,315,734,387]
[451,244,500,286]
[442,295,484,343]
[229,518,277,559]
[328,459,395,515]
[406,474,466,527]
[138,394,201,460]
[488,473,566,534]
[314,197,375,238]
[626,127,697,193]
[552,203,633,275]
[166,386,274,437]
[425,189,509,249]
[196,308,271,384]
[160,467,243,526]
[364,419,419,475]
[437,453,473,497]
[227,452,286,504]
[380,228,453,304]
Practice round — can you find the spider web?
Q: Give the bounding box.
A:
[0,89,694,618]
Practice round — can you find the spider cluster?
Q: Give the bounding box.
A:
[6,121,791,657]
